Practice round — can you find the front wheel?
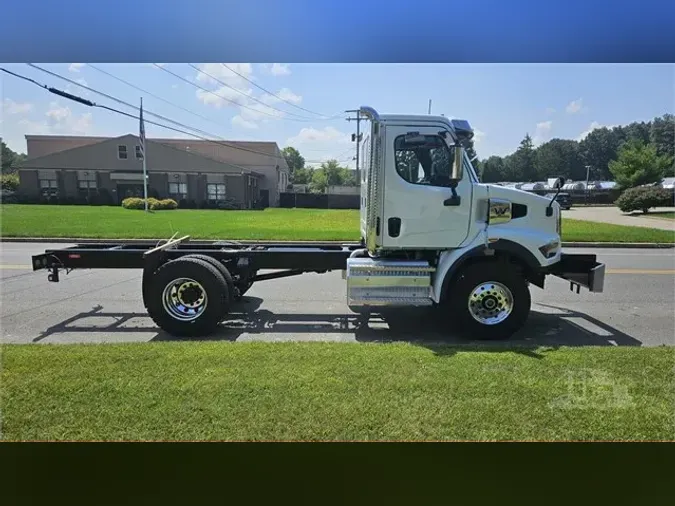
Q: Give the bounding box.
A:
[445,261,531,340]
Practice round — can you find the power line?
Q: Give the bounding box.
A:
[10,65,352,171]
[23,64,292,162]
[2,67,267,175]
[154,64,316,123]
[188,64,316,121]
[220,63,344,120]
[86,64,232,133]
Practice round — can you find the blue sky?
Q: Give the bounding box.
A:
[1,63,673,167]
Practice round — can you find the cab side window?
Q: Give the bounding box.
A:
[394,134,454,187]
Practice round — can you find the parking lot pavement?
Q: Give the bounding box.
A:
[562,206,675,231]
[1,243,674,346]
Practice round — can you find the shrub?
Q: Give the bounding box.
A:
[615,186,674,214]
[1,173,19,192]
[121,197,178,210]
[217,197,241,210]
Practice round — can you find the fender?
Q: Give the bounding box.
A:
[434,238,543,303]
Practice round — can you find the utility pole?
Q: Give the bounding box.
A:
[346,109,363,185]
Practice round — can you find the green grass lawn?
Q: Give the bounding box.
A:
[1,342,672,441]
[562,218,674,243]
[0,205,673,243]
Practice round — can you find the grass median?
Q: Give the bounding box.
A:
[2,342,673,441]
[1,205,673,243]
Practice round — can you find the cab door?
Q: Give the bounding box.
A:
[381,124,473,249]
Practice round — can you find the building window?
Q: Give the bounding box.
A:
[135,145,143,160]
[118,145,128,159]
[40,179,58,197]
[78,180,97,190]
[206,183,226,202]
[169,182,187,199]
[77,172,97,197]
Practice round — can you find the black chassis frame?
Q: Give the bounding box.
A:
[31,236,605,299]
[31,236,364,287]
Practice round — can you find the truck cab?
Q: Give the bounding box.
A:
[348,106,605,339]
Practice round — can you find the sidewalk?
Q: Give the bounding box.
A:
[563,206,675,232]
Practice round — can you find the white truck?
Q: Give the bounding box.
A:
[32,106,606,340]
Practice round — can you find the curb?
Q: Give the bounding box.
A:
[1,237,673,249]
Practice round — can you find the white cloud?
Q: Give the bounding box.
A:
[533,120,553,145]
[576,121,617,141]
[68,63,85,73]
[286,126,350,146]
[231,115,258,129]
[193,63,303,129]
[270,63,291,76]
[3,98,33,115]
[473,129,485,144]
[565,98,584,114]
[195,63,253,86]
[285,126,353,167]
[20,102,93,136]
[274,88,301,104]
[1,100,95,152]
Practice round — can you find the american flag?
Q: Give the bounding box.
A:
[139,98,146,159]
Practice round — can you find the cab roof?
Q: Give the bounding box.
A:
[379,114,451,124]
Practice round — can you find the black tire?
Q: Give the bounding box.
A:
[183,254,236,301]
[445,261,531,340]
[146,257,230,337]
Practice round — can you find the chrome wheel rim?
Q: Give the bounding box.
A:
[467,281,514,325]
[162,277,208,321]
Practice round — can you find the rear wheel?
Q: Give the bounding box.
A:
[445,261,531,340]
[146,257,230,337]
[183,254,236,302]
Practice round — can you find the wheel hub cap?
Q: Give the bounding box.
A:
[468,281,514,325]
[162,278,208,321]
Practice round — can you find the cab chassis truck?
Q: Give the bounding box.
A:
[31,106,606,340]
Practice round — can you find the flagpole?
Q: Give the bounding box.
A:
[140,97,148,212]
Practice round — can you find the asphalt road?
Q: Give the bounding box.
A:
[1,242,674,347]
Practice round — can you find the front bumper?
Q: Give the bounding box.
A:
[548,253,605,293]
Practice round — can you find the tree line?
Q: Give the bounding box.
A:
[475,113,674,187]
[281,146,357,193]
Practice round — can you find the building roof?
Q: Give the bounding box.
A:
[24,134,289,171]
[19,134,263,176]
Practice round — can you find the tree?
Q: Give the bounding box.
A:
[281,146,305,178]
[650,114,675,177]
[309,167,328,193]
[579,127,623,180]
[1,141,27,173]
[608,139,672,189]
[534,139,584,181]
[478,156,506,183]
[292,166,314,185]
[616,121,651,147]
[510,134,537,182]
[308,159,354,192]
